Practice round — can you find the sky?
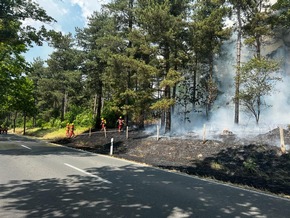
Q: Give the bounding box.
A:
[24,0,111,63]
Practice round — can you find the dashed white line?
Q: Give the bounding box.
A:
[64,163,112,184]
[21,145,31,150]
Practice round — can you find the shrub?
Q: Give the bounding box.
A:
[75,111,94,127]
[243,158,257,173]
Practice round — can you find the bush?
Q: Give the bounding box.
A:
[101,102,122,128]
[75,110,94,127]
[64,105,83,123]
[42,118,62,128]
[243,158,257,173]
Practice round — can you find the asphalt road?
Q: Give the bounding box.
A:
[0,133,290,218]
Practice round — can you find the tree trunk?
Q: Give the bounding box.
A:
[13,112,17,133]
[33,115,36,127]
[235,5,242,124]
[125,0,134,127]
[171,40,178,115]
[138,110,145,130]
[164,43,171,133]
[23,112,26,135]
[172,85,176,115]
[192,56,198,110]
[165,85,171,133]
[96,97,102,129]
[63,89,68,120]
[206,55,215,120]
[256,36,261,59]
[96,80,103,129]
[161,111,165,130]
[61,90,66,121]
[13,119,16,133]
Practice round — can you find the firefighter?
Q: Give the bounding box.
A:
[69,123,75,138]
[117,116,124,132]
[100,117,106,131]
[65,123,70,137]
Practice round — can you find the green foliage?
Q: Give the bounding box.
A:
[64,105,83,123]
[2,0,289,133]
[35,119,45,128]
[150,99,175,111]
[271,0,290,28]
[101,101,122,128]
[1,119,10,128]
[239,57,281,123]
[7,77,37,117]
[75,110,94,127]
[243,158,257,173]
[40,118,62,128]
[0,0,55,126]
[160,69,184,88]
[0,0,55,46]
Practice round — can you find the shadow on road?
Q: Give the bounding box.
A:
[0,164,288,218]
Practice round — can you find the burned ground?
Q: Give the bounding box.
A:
[53,127,290,198]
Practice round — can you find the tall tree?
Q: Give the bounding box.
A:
[8,77,36,134]
[242,0,273,59]
[228,0,281,124]
[0,0,55,123]
[136,0,190,132]
[45,33,82,121]
[28,57,46,126]
[189,0,231,120]
[236,0,283,124]
[239,57,281,124]
[227,0,247,124]
[270,0,290,54]
[76,11,115,128]
[104,0,159,129]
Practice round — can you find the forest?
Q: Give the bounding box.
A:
[1,0,290,134]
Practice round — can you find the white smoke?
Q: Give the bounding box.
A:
[170,31,290,138]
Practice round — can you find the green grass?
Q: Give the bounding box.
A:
[13,126,89,140]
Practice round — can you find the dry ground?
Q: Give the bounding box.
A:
[53,127,290,198]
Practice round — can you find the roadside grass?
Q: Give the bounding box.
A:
[12,127,89,140]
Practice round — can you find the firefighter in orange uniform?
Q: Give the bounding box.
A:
[100,118,106,131]
[117,116,124,132]
[69,123,75,138]
[66,123,70,137]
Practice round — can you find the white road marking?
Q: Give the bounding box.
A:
[21,145,31,150]
[64,163,112,184]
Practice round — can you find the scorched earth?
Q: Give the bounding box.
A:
[53,127,290,198]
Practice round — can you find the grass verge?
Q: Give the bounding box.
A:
[12,127,89,140]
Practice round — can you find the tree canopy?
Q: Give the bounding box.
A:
[1,0,288,132]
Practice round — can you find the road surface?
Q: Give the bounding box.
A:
[0,133,290,217]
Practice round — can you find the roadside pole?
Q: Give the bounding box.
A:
[157,125,159,141]
[110,138,114,156]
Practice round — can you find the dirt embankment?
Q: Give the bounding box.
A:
[53,127,290,198]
